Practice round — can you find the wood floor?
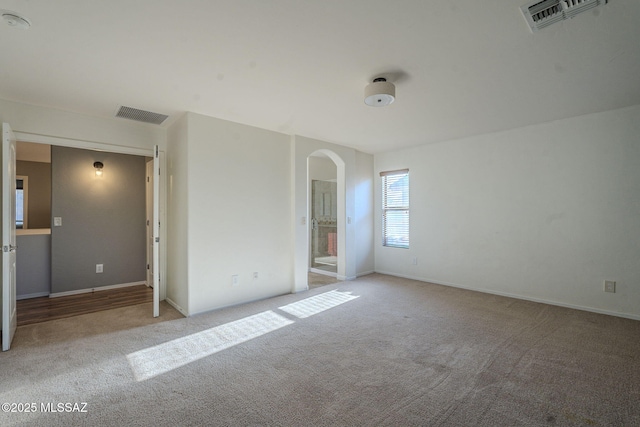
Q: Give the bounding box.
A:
[17,285,153,326]
[308,272,340,289]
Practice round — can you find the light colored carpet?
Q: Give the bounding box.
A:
[1,274,638,426]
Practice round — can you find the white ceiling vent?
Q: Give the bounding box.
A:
[115,106,169,125]
[520,0,608,32]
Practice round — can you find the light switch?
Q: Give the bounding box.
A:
[54,217,62,227]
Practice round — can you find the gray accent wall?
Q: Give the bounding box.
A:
[51,146,146,293]
[16,233,51,298]
[17,160,52,229]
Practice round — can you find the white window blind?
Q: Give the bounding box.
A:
[381,169,409,248]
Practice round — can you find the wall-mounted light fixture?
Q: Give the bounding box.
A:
[93,161,104,177]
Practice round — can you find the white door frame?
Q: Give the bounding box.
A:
[152,145,160,317]
[13,131,167,315]
[2,123,18,351]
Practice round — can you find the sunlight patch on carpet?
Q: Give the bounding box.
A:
[278,290,359,319]
[127,310,293,381]
[127,289,360,381]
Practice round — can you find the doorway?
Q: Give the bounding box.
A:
[308,152,339,286]
[310,179,337,275]
[13,141,157,325]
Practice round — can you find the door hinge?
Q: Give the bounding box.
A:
[155,237,160,243]
[147,264,150,270]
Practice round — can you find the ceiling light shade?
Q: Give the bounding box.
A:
[2,12,31,29]
[364,77,395,107]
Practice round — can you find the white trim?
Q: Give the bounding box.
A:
[14,132,153,157]
[374,270,640,321]
[338,274,357,281]
[165,297,188,317]
[49,281,146,298]
[17,292,49,300]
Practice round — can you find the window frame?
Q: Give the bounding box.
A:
[380,169,409,249]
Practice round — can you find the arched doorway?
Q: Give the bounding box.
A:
[293,136,355,293]
[307,149,345,287]
[308,152,338,285]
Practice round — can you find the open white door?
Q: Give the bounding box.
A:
[145,160,154,289]
[2,123,17,351]
[153,145,160,317]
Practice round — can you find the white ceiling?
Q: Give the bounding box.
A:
[1,0,638,154]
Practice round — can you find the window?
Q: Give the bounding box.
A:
[381,169,409,248]
[16,176,28,229]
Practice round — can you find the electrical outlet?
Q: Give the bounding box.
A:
[231,275,239,286]
[604,280,616,293]
[253,272,259,279]
[96,264,103,273]
[412,257,418,265]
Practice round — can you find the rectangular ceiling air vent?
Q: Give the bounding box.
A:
[115,106,169,125]
[520,0,608,32]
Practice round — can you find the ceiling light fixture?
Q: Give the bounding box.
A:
[364,77,395,107]
[2,11,31,29]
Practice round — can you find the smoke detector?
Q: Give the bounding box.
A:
[1,10,31,29]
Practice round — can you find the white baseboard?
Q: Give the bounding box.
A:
[49,281,146,298]
[356,270,375,278]
[374,270,640,322]
[165,297,188,317]
[17,292,49,300]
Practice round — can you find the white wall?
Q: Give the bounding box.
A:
[166,113,189,315]
[186,113,293,315]
[375,104,640,320]
[355,151,374,276]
